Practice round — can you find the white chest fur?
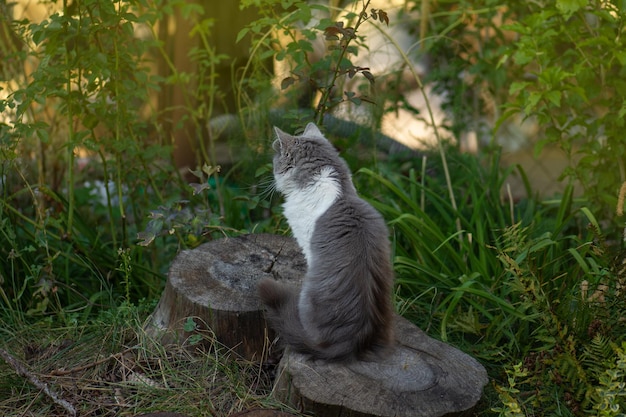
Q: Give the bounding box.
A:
[281,166,340,265]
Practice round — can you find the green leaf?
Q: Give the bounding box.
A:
[509,81,530,96]
[183,317,198,332]
[497,53,510,68]
[47,18,63,31]
[556,0,587,18]
[236,27,249,43]
[544,90,562,107]
[512,48,535,66]
[297,39,314,53]
[534,138,551,158]
[524,91,542,114]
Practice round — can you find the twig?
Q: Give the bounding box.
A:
[0,347,77,416]
[315,0,372,124]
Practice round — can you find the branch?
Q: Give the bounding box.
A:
[0,347,77,416]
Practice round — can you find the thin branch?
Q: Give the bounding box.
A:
[0,347,77,416]
[315,0,372,125]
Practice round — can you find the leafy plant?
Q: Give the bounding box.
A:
[358,143,625,416]
[238,0,388,130]
[359,149,529,342]
[0,0,168,315]
[2,1,626,416]
[492,363,528,417]
[501,0,626,226]
[592,342,626,417]
[422,0,626,231]
[412,0,526,144]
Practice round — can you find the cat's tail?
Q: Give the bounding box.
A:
[258,278,308,349]
[258,278,352,361]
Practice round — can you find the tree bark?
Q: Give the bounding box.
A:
[148,234,488,416]
[146,234,305,360]
[274,315,488,417]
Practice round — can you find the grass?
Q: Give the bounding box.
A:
[3,145,624,416]
[2,0,626,415]
[0,303,299,417]
[357,151,527,340]
[355,148,626,415]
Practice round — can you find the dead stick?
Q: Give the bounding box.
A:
[0,347,77,416]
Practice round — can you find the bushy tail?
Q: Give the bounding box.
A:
[258,278,356,361]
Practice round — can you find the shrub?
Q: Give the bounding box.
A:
[0,0,261,318]
[423,0,626,230]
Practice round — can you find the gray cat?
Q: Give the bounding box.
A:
[258,122,395,361]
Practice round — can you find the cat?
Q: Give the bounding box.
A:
[258,122,395,361]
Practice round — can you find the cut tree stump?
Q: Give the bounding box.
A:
[146,234,306,360]
[147,234,488,416]
[275,315,488,417]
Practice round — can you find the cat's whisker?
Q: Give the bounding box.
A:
[256,176,279,201]
[238,174,279,202]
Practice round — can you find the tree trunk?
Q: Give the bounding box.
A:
[274,315,488,417]
[146,234,305,360]
[148,234,488,416]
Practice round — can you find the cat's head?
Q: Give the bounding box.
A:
[272,123,351,194]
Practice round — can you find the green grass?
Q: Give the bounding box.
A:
[3,145,623,416]
[355,148,626,416]
[0,302,298,417]
[2,0,626,415]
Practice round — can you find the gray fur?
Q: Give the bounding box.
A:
[258,122,395,361]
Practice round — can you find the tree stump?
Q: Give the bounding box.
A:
[148,234,488,416]
[146,234,306,360]
[274,315,488,417]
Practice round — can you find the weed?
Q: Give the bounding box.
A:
[0,302,296,416]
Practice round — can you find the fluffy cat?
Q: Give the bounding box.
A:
[258,122,395,361]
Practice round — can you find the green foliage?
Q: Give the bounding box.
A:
[238,0,383,130]
[0,0,266,320]
[1,1,626,416]
[492,363,528,417]
[592,342,626,416]
[359,145,625,416]
[494,340,626,416]
[419,0,520,140]
[1,0,165,318]
[501,0,626,223]
[360,150,532,341]
[424,0,626,226]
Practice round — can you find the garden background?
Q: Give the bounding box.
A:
[1,0,625,415]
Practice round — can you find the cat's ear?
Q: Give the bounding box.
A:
[274,126,288,140]
[273,126,295,150]
[303,122,324,139]
[274,126,289,145]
